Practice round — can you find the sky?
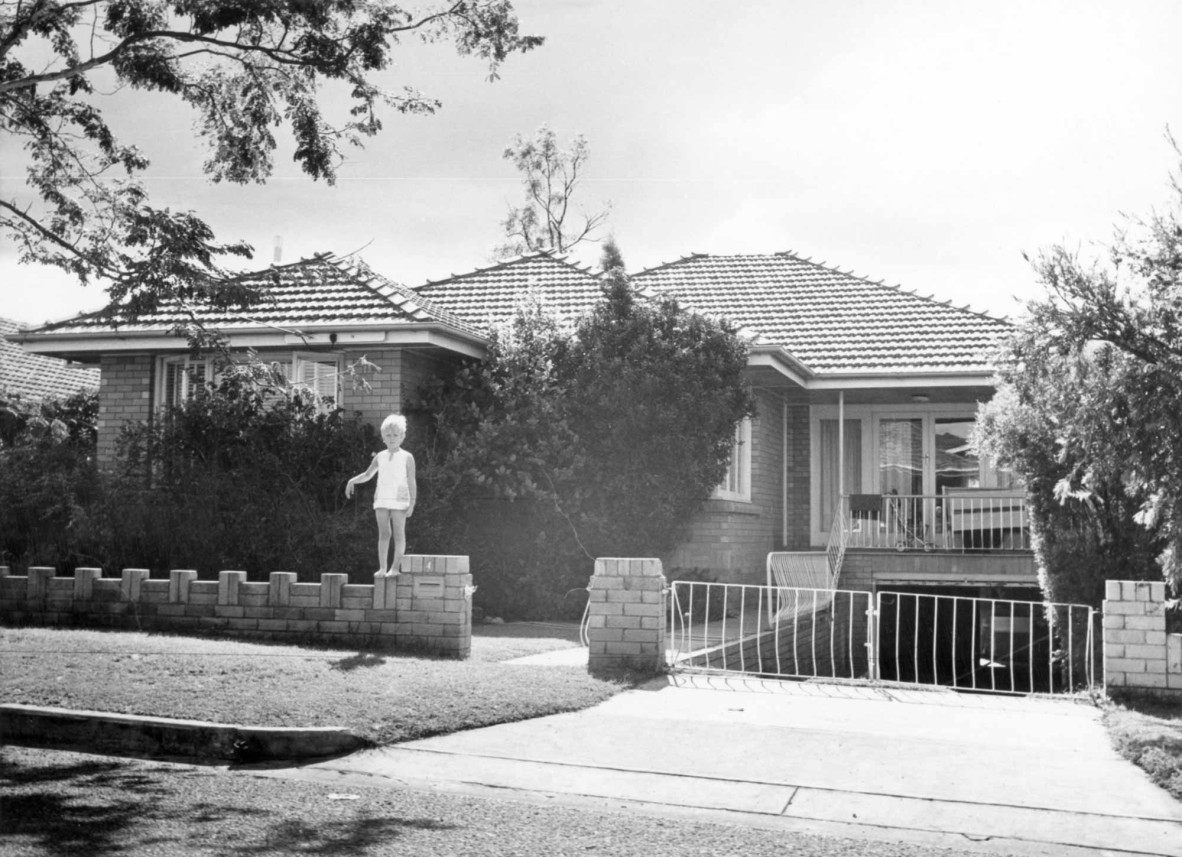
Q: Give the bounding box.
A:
[5,0,1182,326]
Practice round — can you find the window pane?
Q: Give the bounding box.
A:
[820,419,861,528]
[879,418,923,496]
[935,418,979,493]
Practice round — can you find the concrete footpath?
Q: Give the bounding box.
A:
[262,667,1182,857]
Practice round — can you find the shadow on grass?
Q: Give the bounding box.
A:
[330,652,389,671]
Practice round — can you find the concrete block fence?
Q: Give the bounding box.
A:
[586,558,667,674]
[1103,580,1182,697]
[0,556,473,658]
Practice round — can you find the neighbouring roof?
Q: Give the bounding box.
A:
[632,252,1012,375]
[414,252,603,329]
[0,317,99,399]
[27,254,476,338]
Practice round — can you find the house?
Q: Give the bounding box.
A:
[1,316,99,401]
[14,249,1033,602]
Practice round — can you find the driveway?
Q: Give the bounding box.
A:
[278,673,1182,856]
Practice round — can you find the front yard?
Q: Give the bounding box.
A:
[0,625,626,747]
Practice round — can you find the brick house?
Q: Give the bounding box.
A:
[15,249,1032,594]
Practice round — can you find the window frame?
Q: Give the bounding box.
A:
[713,417,753,503]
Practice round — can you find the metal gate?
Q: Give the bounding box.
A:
[667,581,1097,696]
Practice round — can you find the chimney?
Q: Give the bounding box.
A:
[273,235,283,265]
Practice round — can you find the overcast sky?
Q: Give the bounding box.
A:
[5,0,1182,326]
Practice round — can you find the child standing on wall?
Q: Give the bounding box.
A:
[345,414,417,577]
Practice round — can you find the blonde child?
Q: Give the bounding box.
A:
[345,414,417,577]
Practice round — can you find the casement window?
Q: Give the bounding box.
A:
[292,354,341,408]
[714,418,752,502]
[159,357,211,407]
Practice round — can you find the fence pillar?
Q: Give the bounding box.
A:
[268,572,296,607]
[218,571,246,605]
[74,568,102,601]
[169,569,198,603]
[320,573,348,609]
[587,558,666,675]
[28,567,54,604]
[121,569,150,602]
[1103,580,1179,697]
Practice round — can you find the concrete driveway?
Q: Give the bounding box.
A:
[286,673,1182,856]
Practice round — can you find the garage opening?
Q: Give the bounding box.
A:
[874,584,1094,694]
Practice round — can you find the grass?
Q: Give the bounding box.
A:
[1103,694,1182,801]
[0,624,629,746]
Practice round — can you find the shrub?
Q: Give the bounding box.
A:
[91,373,380,580]
[0,392,100,571]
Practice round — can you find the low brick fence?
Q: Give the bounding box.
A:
[0,556,473,658]
[1103,580,1182,697]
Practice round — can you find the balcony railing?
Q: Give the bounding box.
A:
[841,490,1030,552]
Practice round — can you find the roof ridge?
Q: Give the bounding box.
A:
[630,252,710,278]
[330,255,478,334]
[416,250,597,291]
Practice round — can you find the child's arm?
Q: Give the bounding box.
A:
[345,454,379,499]
[406,453,417,517]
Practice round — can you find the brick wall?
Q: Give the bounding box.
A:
[1103,580,1182,697]
[665,389,796,585]
[586,558,666,674]
[0,556,473,658]
[97,354,153,463]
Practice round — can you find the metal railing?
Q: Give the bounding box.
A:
[842,492,1030,552]
[874,591,1096,695]
[667,581,1096,696]
[668,580,873,680]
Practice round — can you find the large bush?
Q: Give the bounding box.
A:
[410,248,756,619]
[0,391,100,570]
[96,372,379,580]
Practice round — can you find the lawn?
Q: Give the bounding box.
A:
[0,624,626,746]
[1104,694,1182,801]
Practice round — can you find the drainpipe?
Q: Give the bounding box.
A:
[838,390,845,510]
[782,398,788,546]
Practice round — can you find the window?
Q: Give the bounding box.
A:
[714,418,752,502]
[159,357,209,407]
[292,354,341,408]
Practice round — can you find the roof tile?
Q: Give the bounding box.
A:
[632,252,1010,374]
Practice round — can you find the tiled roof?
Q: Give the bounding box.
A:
[0,317,99,399]
[632,252,1011,374]
[30,254,476,337]
[414,252,602,329]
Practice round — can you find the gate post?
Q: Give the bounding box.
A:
[866,593,880,680]
[587,558,666,676]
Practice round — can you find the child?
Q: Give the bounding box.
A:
[345,414,417,577]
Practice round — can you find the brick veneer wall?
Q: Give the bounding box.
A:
[1103,580,1182,697]
[0,556,473,658]
[666,390,802,584]
[97,354,153,463]
[586,558,666,674]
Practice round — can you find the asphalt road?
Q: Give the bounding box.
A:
[1,745,1020,857]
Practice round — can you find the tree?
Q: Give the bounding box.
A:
[410,242,755,617]
[975,152,1182,601]
[496,124,609,258]
[1,1,541,325]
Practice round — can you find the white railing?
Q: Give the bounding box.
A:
[842,491,1030,552]
[667,580,1096,696]
[668,580,873,680]
[874,591,1096,695]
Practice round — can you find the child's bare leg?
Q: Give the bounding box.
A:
[374,510,393,576]
[388,510,408,576]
